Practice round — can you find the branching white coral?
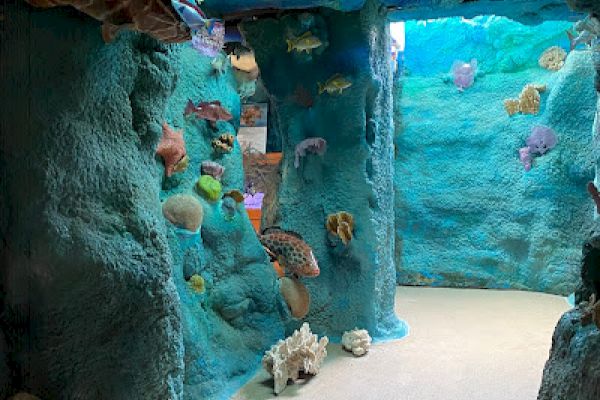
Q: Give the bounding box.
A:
[262,322,329,394]
[342,328,372,357]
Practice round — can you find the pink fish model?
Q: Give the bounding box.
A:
[184,99,233,128]
[294,137,327,168]
[451,59,477,92]
[259,227,320,278]
[527,125,557,155]
[519,147,532,172]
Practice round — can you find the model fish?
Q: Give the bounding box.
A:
[317,74,352,95]
[184,100,233,128]
[171,0,219,34]
[287,32,322,54]
[567,15,600,51]
[259,227,320,278]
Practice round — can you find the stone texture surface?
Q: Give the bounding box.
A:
[0,4,184,399]
[243,1,407,341]
[395,17,596,295]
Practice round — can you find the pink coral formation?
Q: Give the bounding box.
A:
[451,59,477,91]
[25,0,190,43]
[156,122,186,177]
[294,137,327,168]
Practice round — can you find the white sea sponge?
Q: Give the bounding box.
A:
[262,322,329,394]
[342,328,372,357]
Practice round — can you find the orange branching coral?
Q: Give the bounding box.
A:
[25,0,190,43]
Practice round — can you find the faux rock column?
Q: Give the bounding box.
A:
[537,38,600,400]
[0,5,184,399]
[243,1,407,339]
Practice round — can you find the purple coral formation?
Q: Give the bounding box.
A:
[294,137,327,168]
[526,125,558,155]
[519,126,558,171]
[201,160,225,181]
[191,22,225,58]
[451,59,477,91]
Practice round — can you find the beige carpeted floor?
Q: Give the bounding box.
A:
[232,286,570,400]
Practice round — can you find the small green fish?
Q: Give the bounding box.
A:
[287,31,322,54]
[317,74,352,95]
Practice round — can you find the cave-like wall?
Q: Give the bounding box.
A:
[161,47,284,400]
[0,4,185,398]
[395,17,596,295]
[0,3,284,400]
[242,0,407,340]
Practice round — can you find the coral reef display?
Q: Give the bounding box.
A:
[341,328,372,356]
[259,228,320,277]
[294,137,327,168]
[279,276,311,319]
[156,122,187,177]
[326,211,355,245]
[539,46,567,71]
[262,323,329,395]
[196,174,222,201]
[24,0,191,43]
[162,193,204,232]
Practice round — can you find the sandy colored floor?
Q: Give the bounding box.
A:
[232,286,569,400]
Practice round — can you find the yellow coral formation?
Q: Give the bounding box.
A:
[211,133,236,153]
[326,211,355,245]
[173,155,189,174]
[538,46,567,71]
[503,84,545,116]
[503,99,520,116]
[188,274,205,294]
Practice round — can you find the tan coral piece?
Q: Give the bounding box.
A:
[25,0,190,43]
[279,276,310,319]
[519,85,542,115]
[539,46,567,71]
[223,189,244,203]
[162,194,204,231]
[326,211,355,245]
[504,99,520,116]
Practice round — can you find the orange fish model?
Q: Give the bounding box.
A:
[259,228,320,278]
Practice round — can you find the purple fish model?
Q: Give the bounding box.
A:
[527,125,557,155]
[451,59,477,92]
[259,228,320,278]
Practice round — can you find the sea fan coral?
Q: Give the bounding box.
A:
[539,46,567,71]
[294,137,327,168]
[262,323,328,394]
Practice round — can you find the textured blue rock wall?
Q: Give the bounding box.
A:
[403,16,571,75]
[395,17,596,295]
[0,4,284,400]
[243,1,408,340]
[0,5,184,399]
[162,47,284,400]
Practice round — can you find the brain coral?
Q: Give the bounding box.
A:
[539,46,567,71]
[162,194,204,232]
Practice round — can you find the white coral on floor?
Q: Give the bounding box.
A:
[262,322,329,394]
[342,328,372,356]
